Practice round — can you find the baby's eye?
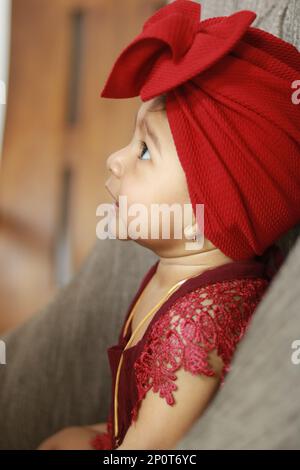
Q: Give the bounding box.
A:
[138,142,151,160]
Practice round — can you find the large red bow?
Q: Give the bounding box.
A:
[100,0,256,101]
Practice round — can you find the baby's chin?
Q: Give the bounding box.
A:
[109,215,190,251]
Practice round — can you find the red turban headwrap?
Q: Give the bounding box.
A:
[100,0,300,262]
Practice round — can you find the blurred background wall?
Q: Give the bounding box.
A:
[0,0,166,334]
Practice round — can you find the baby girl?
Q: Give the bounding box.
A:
[37,0,300,450]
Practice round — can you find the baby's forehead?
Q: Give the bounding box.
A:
[148,94,165,107]
[137,95,166,120]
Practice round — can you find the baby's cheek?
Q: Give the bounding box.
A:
[118,176,189,240]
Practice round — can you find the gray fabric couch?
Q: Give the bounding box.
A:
[0,0,299,450]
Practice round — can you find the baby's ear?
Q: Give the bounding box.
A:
[183,223,198,240]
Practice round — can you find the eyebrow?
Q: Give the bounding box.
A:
[133,109,162,152]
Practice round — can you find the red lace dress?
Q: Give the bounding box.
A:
[90,258,270,450]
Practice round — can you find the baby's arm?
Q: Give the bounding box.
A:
[117,349,223,450]
[85,422,108,433]
[37,422,108,450]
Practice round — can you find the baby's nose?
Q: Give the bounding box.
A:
[106,152,114,172]
[106,150,124,178]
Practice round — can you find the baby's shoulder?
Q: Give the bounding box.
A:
[147,276,269,341]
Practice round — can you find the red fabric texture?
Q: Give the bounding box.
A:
[91,258,270,450]
[100,0,300,260]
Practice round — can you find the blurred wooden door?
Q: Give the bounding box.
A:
[0,0,166,334]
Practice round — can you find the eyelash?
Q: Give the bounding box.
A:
[138,141,150,160]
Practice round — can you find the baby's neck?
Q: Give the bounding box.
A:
[153,249,234,291]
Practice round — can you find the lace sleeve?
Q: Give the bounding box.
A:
[131,277,268,424]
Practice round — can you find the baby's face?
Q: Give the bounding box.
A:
[105,95,202,253]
